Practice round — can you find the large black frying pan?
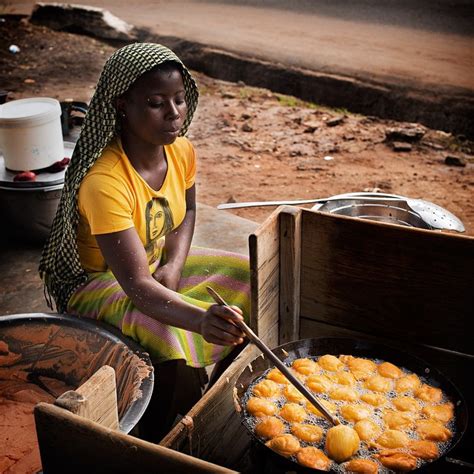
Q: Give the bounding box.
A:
[234,337,468,473]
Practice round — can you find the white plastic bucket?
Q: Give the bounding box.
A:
[0,98,64,171]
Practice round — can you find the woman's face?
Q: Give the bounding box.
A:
[118,66,187,146]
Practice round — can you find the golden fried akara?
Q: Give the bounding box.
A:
[266,434,301,457]
[376,429,410,448]
[296,447,331,471]
[291,422,323,443]
[364,375,393,393]
[252,379,281,398]
[283,384,306,404]
[376,450,417,472]
[306,374,333,393]
[279,402,307,423]
[341,404,373,423]
[416,419,452,442]
[354,419,382,441]
[383,410,416,431]
[327,370,357,386]
[341,355,377,380]
[392,396,421,413]
[266,368,289,384]
[345,458,379,474]
[361,392,387,407]
[414,384,443,403]
[318,354,344,371]
[292,358,320,375]
[395,373,421,393]
[377,361,402,379]
[408,440,439,460]
[306,399,337,417]
[246,397,278,417]
[255,416,285,439]
[422,402,454,423]
[329,386,359,402]
[325,425,360,462]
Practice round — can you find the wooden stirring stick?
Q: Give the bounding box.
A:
[206,286,341,426]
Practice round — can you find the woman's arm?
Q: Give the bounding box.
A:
[153,185,196,291]
[95,227,244,346]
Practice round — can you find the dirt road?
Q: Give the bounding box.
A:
[8,0,474,93]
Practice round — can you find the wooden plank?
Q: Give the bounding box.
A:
[279,206,302,344]
[55,365,119,430]
[34,403,235,474]
[299,210,474,354]
[161,344,261,470]
[249,206,280,347]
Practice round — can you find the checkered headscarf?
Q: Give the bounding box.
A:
[39,43,199,312]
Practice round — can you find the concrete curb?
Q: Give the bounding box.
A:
[138,30,473,139]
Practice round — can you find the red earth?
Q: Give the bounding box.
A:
[1,17,473,233]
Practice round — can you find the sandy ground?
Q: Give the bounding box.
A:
[1,17,473,234]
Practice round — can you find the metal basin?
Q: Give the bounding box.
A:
[0,313,154,433]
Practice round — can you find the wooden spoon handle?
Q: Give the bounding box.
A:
[206,286,340,426]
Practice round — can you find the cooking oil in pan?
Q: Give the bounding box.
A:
[241,355,457,473]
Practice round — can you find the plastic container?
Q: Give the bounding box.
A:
[0,97,64,171]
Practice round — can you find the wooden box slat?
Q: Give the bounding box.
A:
[299,210,474,354]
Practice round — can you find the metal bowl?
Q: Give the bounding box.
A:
[0,313,154,433]
[315,198,431,228]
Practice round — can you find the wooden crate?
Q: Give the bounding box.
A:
[161,207,474,471]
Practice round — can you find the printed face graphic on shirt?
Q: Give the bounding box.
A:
[145,197,174,261]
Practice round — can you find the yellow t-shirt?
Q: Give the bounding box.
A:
[77,136,196,272]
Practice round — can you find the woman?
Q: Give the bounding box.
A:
[39,43,250,440]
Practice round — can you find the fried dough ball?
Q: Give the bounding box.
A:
[266,434,301,457]
[329,386,359,402]
[377,361,402,379]
[283,384,306,404]
[341,356,377,380]
[383,410,416,431]
[416,419,452,442]
[361,392,387,407]
[306,374,333,393]
[246,397,278,417]
[291,422,323,443]
[318,354,344,371]
[280,403,307,422]
[266,368,289,384]
[325,425,360,462]
[414,384,443,403]
[327,371,357,386]
[396,373,421,393]
[253,379,281,398]
[292,358,320,375]
[364,375,393,393]
[306,399,337,417]
[345,458,379,474]
[255,416,286,439]
[392,396,421,413]
[341,404,373,423]
[422,402,454,423]
[408,440,439,460]
[296,447,331,471]
[376,429,409,448]
[376,450,417,472]
[354,419,382,441]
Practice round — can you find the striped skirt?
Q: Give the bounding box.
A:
[67,247,251,368]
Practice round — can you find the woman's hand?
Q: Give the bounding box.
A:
[199,304,246,346]
[152,262,182,292]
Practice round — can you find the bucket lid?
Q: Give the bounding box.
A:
[0,141,74,190]
[0,97,61,128]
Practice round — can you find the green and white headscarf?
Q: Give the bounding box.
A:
[39,43,199,312]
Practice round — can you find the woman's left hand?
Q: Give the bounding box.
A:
[152,263,182,292]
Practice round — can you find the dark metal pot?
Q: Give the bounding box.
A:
[234,337,469,473]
